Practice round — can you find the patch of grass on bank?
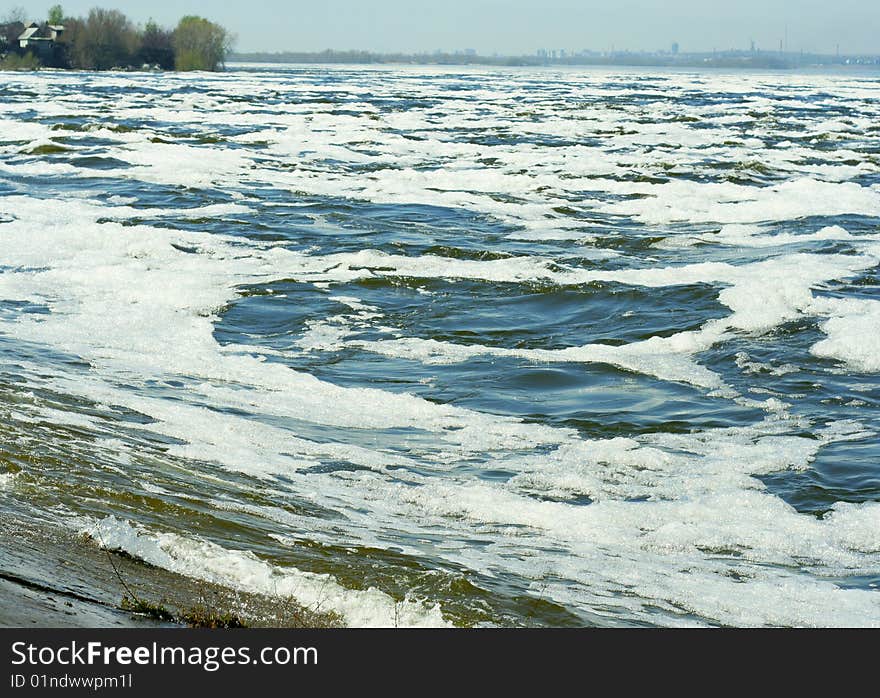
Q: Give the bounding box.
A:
[120,588,342,629]
[178,604,246,629]
[120,596,176,623]
[0,53,41,71]
[121,595,245,628]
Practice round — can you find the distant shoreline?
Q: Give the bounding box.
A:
[231,49,880,71]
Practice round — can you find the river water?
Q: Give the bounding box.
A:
[1,64,879,626]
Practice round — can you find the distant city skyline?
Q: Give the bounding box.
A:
[8,1,880,55]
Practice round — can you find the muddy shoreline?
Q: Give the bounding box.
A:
[0,512,341,628]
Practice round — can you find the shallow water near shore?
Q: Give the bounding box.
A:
[1,63,879,627]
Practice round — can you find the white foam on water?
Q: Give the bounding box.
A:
[28,405,101,430]
[0,119,56,144]
[6,69,876,241]
[734,352,799,377]
[0,194,252,227]
[353,419,880,627]
[810,297,880,372]
[107,141,256,189]
[0,160,82,179]
[598,178,880,225]
[654,224,869,250]
[293,319,353,353]
[328,295,382,314]
[82,516,449,628]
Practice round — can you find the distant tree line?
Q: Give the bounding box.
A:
[232,48,880,70]
[231,49,543,67]
[0,5,234,71]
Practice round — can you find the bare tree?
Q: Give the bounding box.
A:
[3,6,27,25]
[67,8,139,70]
[138,19,174,70]
[0,7,26,54]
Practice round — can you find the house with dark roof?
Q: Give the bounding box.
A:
[17,22,65,61]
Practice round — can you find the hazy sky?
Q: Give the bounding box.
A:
[9,1,880,55]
